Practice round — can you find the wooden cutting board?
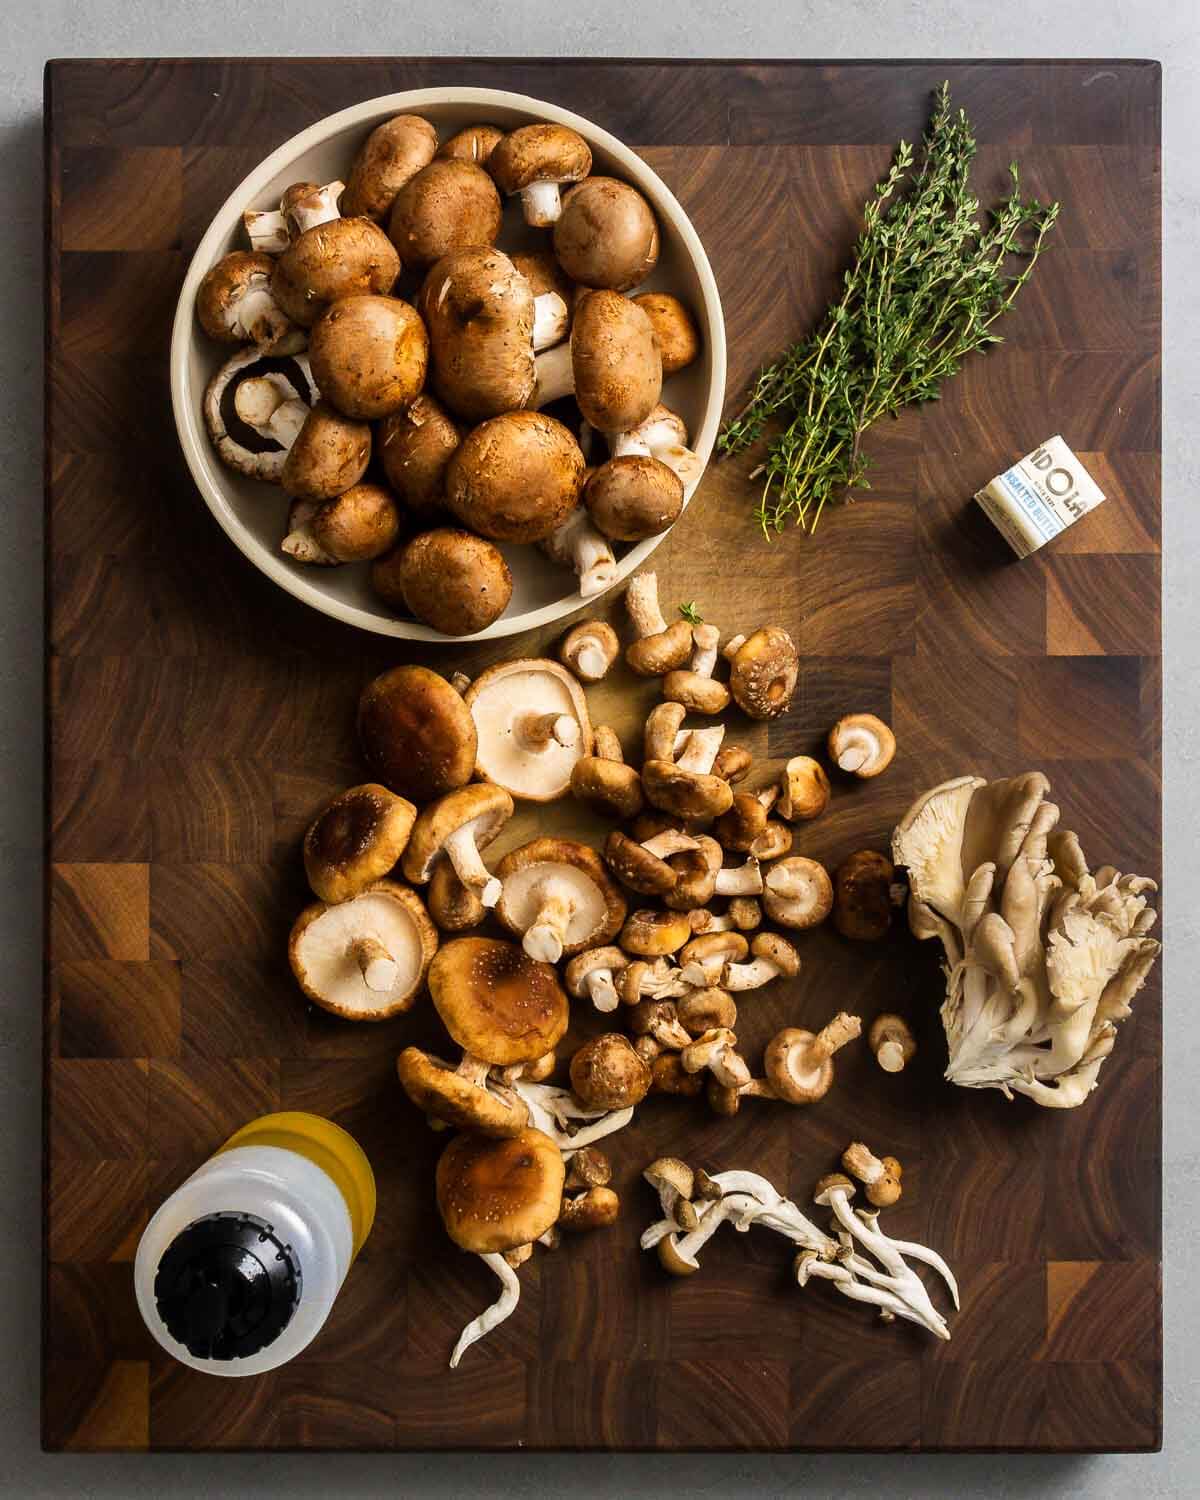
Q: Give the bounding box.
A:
[44,57,1162,1453]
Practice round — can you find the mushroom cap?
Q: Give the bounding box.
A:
[661,669,731,717]
[464,659,592,801]
[620,908,693,956]
[489,123,592,195]
[496,838,626,956]
[436,1127,565,1253]
[678,988,738,1035]
[437,123,506,165]
[584,456,683,542]
[680,931,749,967]
[387,158,502,268]
[714,746,754,784]
[603,830,677,896]
[446,410,584,543]
[402,784,514,884]
[569,1033,651,1110]
[572,759,645,821]
[428,935,569,1065]
[751,932,801,976]
[750,821,793,862]
[310,482,402,563]
[196,250,280,343]
[341,114,439,220]
[388,527,513,636]
[657,1234,700,1276]
[553,177,660,291]
[642,759,735,821]
[765,1028,833,1104]
[662,841,723,911]
[778,755,831,821]
[271,218,400,327]
[511,248,575,305]
[559,1185,620,1232]
[762,857,835,930]
[427,860,487,932]
[357,664,477,800]
[281,399,372,502]
[377,394,460,516]
[202,334,318,482]
[632,292,700,375]
[833,849,896,941]
[569,291,662,434]
[418,248,536,423]
[288,880,437,1020]
[714,792,770,853]
[812,1172,856,1207]
[307,294,429,420]
[728,627,799,720]
[644,1155,695,1200]
[828,713,897,778]
[564,945,629,998]
[397,1047,528,1136]
[626,619,694,677]
[303,783,417,903]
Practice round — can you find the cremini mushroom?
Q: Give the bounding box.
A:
[438,123,505,165]
[290,482,401,564]
[465,659,592,802]
[828,713,896,778]
[488,123,592,226]
[662,623,730,715]
[564,945,630,1013]
[388,158,502,269]
[868,1014,916,1074]
[436,1127,565,1366]
[497,838,626,963]
[572,730,645,821]
[603,827,698,896]
[762,856,834,930]
[604,402,702,488]
[620,908,693,958]
[778,756,832,821]
[428,860,487,932]
[722,932,801,992]
[377,394,459,518]
[341,113,439,220]
[307,294,428,420]
[418,248,535,422]
[279,179,345,239]
[203,332,318,481]
[289,879,437,1020]
[553,177,659,291]
[271,217,400,327]
[303,783,417,904]
[765,1015,863,1103]
[402,784,514,908]
[196,250,291,347]
[569,1033,651,1110]
[383,528,513,636]
[724,627,800,720]
[539,506,618,598]
[281,399,372,501]
[446,409,585,543]
[357,664,477,800]
[632,292,700,374]
[629,998,692,1052]
[560,620,619,683]
[533,290,661,433]
[834,850,896,941]
[584,455,684,543]
[624,574,693,676]
[842,1143,903,1208]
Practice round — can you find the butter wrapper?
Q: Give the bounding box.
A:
[974,436,1105,559]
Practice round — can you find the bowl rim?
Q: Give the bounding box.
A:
[169,86,727,644]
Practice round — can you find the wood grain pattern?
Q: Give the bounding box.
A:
[44,58,1161,1453]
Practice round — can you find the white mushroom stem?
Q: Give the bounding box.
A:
[566,630,612,682]
[821,1191,956,1339]
[532,290,569,351]
[233,375,308,446]
[281,502,338,566]
[834,726,882,773]
[690,911,735,933]
[521,877,580,963]
[680,957,728,988]
[672,730,692,759]
[676,725,725,776]
[351,935,398,993]
[286,180,345,235]
[228,276,286,345]
[641,830,700,860]
[610,411,703,487]
[715,858,763,897]
[244,207,289,254]
[523,179,567,227]
[690,624,721,679]
[515,710,580,752]
[583,969,620,1013]
[443,823,502,908]
[449,1251,520,1368]
[532,341,574,407]
[450,671,471,696]
[625,573,667,638]
[722,634,746,661]
[540,510,617,598]
[681,1031,751,1088]
[509,1080,635,1154]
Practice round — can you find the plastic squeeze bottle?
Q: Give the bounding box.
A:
[134,1111,375,1375]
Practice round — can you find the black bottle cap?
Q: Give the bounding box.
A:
[153,1211,302,1361]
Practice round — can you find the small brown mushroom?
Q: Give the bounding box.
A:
[868,1014,916,1074]
[341,114,439,221]
[569,1033,651,1110]
[652,1054,705,1096]
[677,988,738,1036]
[428,860,487,932]
[643,760,734,822]
[842,1142,903,1207]
[564,945,629,1014]
[271,217,400,328]
[777,756,832,822]
[632,292,700,374]
[553,177,659,291]
[308,294,429,419]
[762,857,834,930]
[565,1147,612,1190]
[620,909,693,958]
[629,998,692,1051]
[714,745,753,784]
[765,1014,862,1103]
[727,896,762,931]
[624,575,693,677]
[488,123,592,226]
[383,528,512,636]
[662,835,723,912]
[828,714,896,778]
[678,931,748,989]
[302,481,402,564]
[388,158,502,269]
[398,1048,529,1137]
[603,828,698,897]
[533,290,662,433]
[584,455,684,542]
[560,621,619,683]
[196,250,291,347]
[714,791,770,853]
[281,400,372,502]
[497,838,626,963]
[437,124,505,165]
[558,1185,620,1232]
[357,664,477,801]
[722,932,801,992]
[680,1028,751,1089]
[303,783,417,903]
[402,784,514,908]
[662,624,731,716]
[724,627,800,720]
[377,395,459,518]
[750,821,793,862]
[446,409,584,544]
[834,850,896,942]
[418,248,536,423]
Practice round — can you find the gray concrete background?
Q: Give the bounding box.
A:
[3,2,1195,1494]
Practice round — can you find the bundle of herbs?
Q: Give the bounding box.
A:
[718,82,1059,535]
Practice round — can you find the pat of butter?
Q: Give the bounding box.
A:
[974,436,1105,558]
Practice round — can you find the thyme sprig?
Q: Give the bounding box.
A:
[718,83,1059,536]
[678,601,704,624]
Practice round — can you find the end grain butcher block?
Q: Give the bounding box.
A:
[44,58,1161,1452]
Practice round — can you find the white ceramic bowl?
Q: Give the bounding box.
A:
[170,87,726,643]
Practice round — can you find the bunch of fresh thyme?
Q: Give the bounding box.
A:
[718,82,1059,535]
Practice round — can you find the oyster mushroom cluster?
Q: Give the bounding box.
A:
[194,111,707,635]
[892,771,1161,1107]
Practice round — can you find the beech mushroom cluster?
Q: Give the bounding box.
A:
[195,111,707,635]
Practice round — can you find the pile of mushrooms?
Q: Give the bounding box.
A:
[195,111,708,634]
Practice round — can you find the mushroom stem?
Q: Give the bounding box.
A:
[523,179,566,227]
[244,207,289,254]
[233,376,309,447]
[676,725,725,775]
[522,879,579,964]
[625,573,667,638]
[541,512,617,599]
[714,857,763,897]
[576,641,613,683]
[351,935,398,992]
[724,957,782,992]
[722,633,747,661]
[443,823,502,908]
[641,830,700,860]
[609,410,702,486]
[516,710,580,752]
[531,290,569,350]
[690,624,720,679]
[808,1012,863,1066]
[584,969,620,1013]
[449,1251,521,1368]
[450,671,471,696]
[869,1014,915,1073]
[532,340,574,407]
[285,180,345,235]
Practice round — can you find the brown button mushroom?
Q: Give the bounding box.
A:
[868,1013,916,1074]
[382,528,513,636]
[559,620,619,683]
[202,333,318,482]
[446,409,584,544]
[828,713,897,778]
[584,455,684,542]
[402,784,514,910]
[289,879,437,1020]
[377,395,460,518]
[291,481,401,564]
[388,158,502,269]
[341,113,439,221]
[564,945,630,1013]
[307,294,429,419]
[357,664,477,801]
[624,575,694,677]
[418,248,535,423]
[428,860,487,932]
[778,756,832,821]
[604,828,699,897]
[533,290,662,433]
[833,850,896,941]
[437,123,505,165]
[280,399,372,501]
[465,659,592,802]
[303,783,417,903]
[497,838,626,964]
[569,1033,650,1110]
[573,733,645,822]
[662,623,730,716]
[271,217,400,328]
[553,177,660,291]
[489,123,593,227]
[196,250,291,347]
[397,1048,528,1137]
[632,292,700,375]
[725,627,800,720]
[762,856,834,930]
[429,935,569,1067]
[619,908,693,958]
